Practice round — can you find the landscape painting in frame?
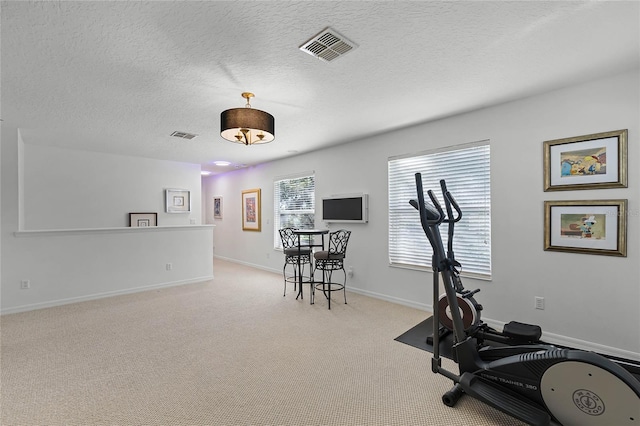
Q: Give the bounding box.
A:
[544,200,626,257]
[242,188,261,231]
[543,129,627,191]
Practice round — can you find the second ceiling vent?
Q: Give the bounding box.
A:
[299,27,358,62]
[170,131,197,140]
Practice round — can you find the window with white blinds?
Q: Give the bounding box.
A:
[273,173,315,249]
[388,142,491,279]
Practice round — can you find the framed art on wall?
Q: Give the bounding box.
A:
[543,129,627,191]
[241,188,261,231]
[165,189,191,213]
[544,199,627,257]
[129,212,158,227]
[214,196,223,220]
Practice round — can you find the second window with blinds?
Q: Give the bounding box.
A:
[273,173,316,250]
[388,141,492,279]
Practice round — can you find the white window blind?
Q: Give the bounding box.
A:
[388,142,491,279]
[274,173,315,249]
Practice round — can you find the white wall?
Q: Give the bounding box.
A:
[3,226,213,314]
[1,128,214,313]
[23,144,201,229]
[203,70,640,359]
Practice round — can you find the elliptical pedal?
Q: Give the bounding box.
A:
[457,373,551,426]
[503,321,542,343]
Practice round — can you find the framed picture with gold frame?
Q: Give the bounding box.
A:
[543,129,627,191]
[544,199,627,257]
[241,188,261,231]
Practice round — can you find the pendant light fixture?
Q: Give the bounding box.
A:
[220,92,275,145]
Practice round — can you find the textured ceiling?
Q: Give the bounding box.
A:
[2,1,639,174]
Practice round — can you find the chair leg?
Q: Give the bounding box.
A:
[283,263,287,296]
[326,269,333,310]
[310,263,315,305]
[315,265,324,307]
[342,268,348,304]
[283,262,300,296]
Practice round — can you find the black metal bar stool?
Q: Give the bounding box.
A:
[279,228,312,297]
[313,229,351,309]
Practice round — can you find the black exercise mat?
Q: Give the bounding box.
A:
[394,316,455,360]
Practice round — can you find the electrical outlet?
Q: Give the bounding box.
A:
[535,296,545,310]
[166,263,172,271]
[20,280,31,289]
[347,266,354,277]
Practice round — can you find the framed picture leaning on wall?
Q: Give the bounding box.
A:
[129,212,158,227]
[543,129,627,191]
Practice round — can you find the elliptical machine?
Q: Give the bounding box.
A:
[410,172,640,426]
[423,178,544,350]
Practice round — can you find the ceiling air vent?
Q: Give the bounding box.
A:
[170,131,197,140]
[299,27,358,62]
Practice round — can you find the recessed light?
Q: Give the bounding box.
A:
[201,171,212,176]
[213,161,231,166]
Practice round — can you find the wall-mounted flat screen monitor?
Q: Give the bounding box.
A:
[322,194,368,223]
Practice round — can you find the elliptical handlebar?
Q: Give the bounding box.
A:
[428,190,444,221]
[410,173,444,231]
[439,179,462,223]
[439,179,462,260]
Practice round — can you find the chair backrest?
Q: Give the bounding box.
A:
[279,228,298,250]
[328,229,351,256]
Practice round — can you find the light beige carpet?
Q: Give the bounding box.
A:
[1,259,525,425]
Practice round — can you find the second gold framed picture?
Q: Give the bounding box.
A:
[241,188,261,231]
[544,199,627,257]
[543,129,627,191]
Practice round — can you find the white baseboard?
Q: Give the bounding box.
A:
[214,255,281,275]
[1,276,214,315]
[347,286,433,312]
